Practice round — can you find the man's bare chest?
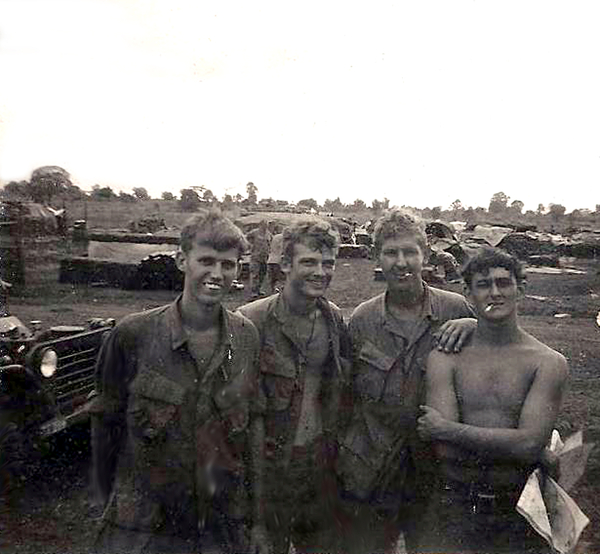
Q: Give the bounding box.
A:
[455,354,538,413]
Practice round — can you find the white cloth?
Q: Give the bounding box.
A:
[517,431,592,554]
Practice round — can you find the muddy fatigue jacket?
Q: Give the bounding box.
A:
[238,293,352,470]
[91,298,260,538]
[337,284,475,506]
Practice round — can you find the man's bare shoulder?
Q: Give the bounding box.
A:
[521,331,569,377]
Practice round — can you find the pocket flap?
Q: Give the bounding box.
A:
[129,369,186,405]
[358,341,396,373]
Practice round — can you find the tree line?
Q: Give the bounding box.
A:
[2,166,599,227]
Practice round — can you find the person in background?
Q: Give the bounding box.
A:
[337,209,477,554]
[91,210,269,554]
[239,219,351,554]
[266,226,284,294]
[417,248,568,553]
[247,220,272,299]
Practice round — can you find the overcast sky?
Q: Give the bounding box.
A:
[1,0,599,212]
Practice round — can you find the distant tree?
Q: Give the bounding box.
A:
[595,204,600,215]
[161,191,175,201]
[323,197,344,212]
[202,188,216,204]
[29,166,72,204]
[118,191,137,203]
[298,198,319,211]
[372,198,391,213]
[450,199,463,212]
[234,193,244,204]
[246,182,258,205]
[221,194,234,209]
[509,200,524,215]
[1,180,29,199]
[61,183,86,200]
[132,187,150,201]
[548,203,566,222]
[90,184,116,200]
[488,191,509,214]
[179,188,202,211]
[536,203,546,215]
[463,206,476,221]
[449,199,464,219]
[430,206,442,220]
[351,198,367,210]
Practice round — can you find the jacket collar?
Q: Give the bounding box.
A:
[167,295,232,351]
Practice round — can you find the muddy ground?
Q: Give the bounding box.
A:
[2,257,599,553]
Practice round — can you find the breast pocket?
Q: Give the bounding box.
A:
[259,343,296,411]
[128,369,185,444]
[354,341,396,401]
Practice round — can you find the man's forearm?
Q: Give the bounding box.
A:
[439,420,546,464]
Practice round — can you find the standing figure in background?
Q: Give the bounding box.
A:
[417,248,568,554]
[247,220,272,299]
[239,219,351,554]
[266,228,284,294]
[91,210,269,554]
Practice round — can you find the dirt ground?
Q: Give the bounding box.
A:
[2,255,600,553]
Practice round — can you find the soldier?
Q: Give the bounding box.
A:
[337,210,477,554]
[266,230,284,294]
[91,210,269,554]
[247,220,272,299]
[238,219,351,554]
[417,248,568,553]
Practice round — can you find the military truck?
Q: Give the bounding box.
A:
[0,310,114,497]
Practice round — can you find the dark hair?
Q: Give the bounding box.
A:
[373,210,427,255]
[180,209,249,256]
[282,219,339,262]
[461,247,526,289]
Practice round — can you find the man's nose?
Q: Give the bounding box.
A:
[490,281,501,296]
[393,252,407,266]
[314,262,326,276]
[210,263,224,279]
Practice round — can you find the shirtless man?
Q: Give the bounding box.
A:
[417,247,568,553]
[239,219,351,554]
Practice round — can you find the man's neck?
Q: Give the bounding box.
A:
[179,293,221,331]
[474,315,522,346]
[386,281,426,313]
[282,286,319,317]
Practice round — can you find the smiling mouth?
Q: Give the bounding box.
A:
[485,303,502,312]
[204,282,222,291]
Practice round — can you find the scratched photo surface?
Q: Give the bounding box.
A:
[1,2,600,553]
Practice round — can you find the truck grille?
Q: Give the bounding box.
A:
[27,328,110,417]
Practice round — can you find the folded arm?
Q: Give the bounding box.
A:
[418,350,568,465]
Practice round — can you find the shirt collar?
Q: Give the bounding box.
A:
[167,295,232,351]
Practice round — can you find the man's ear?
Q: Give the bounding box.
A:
[463,282,473,303]
[517,279,527,297]
[175,250,186,273]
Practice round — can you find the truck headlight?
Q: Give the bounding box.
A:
[40,349,58,378]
